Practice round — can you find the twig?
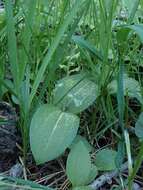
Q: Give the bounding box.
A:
[19,156,27,180]
[89,162,128,189]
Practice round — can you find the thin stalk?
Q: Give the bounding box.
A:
[117,57,125,133]
[128,142,143,189]
[124,130,133,176]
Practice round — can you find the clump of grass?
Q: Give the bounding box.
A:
[0,0,143,189]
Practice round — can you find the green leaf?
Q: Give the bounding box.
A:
[30,104,79,164]
[102,0,117,14]
[123,0,136,14]
[69,135,93,152]
[135,112,143,139]
[19,0,37,83]
[95,149,117,171]
[116,28,130,45]
[53,73,99,114]
[5,0,19,93]
[66,141,91,186]
[72,35,103,61]
[86,164,98,184]
[0,175,54,190]
[108,75,143,104]
[29,0,89,104]
[126,24,143,43]
[115,140,125,169]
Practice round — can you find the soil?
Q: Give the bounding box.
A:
[0,101,143,190]
[0,101,19,172]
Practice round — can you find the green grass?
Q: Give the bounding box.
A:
[0,0,143,189]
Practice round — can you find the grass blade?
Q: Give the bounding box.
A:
[19,0,37,82]
[5,0,19,94]
[117,60,125,132]
[72,35,103,61]
[29,0,89,104]
[128,142,143,189]
[128,0,140,24]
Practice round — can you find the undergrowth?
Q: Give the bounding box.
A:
[0,0,143,189]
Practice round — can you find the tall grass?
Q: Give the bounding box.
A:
[4,0,90,160]
[1,0,143,188]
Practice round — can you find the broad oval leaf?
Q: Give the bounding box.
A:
[66,141,91,186]
[135,112,143,139]
[30,104,79,164]
[86,164,98,184]
[69,135,93,152]
[108,75,143,104]
[95,149,117,171]
[53,73,99,114]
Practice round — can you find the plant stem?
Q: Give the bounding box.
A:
[128,141,143,189]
